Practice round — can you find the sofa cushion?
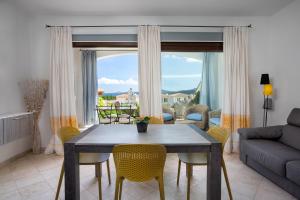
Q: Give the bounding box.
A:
[209,118,220,125]
[287,108,300,127]
[163,113,173,121]
[245,140,300,176]
[186,113,202,121]
[286,160,300,185]
[279,125,300,151]
[238,126,283,140]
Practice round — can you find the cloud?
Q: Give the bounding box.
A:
[185,57,202,63]
[162,74,202,79]
[162,54,202,63]
[98,77,138,85]
[97,53,137,61]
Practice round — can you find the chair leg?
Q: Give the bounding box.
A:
[222,158,233,200]
[186,164,192,200]
[96,163,103,200]
[119,178,124,200]
[186,164,193,177]
[177,159,181,186]
[95,164,100,177]
[114,176,121,200]
[55,161,65,200]
[107,160,111,184]
[157,176,165,200]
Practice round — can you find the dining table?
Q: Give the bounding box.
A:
[64,124,222,200]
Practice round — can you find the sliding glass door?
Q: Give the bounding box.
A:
[161,52,223,120]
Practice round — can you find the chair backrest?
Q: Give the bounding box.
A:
[185,104,209,125]
[185,104,209,116]
[59,127,80,144]
[207,127,230,151]
[149,116,164,124]
[279,108,300,151]
[96,105,113,124]
[114,101,122,116]
[162,105,175,117]
[113,144,167,182]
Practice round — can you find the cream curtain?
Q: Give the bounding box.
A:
[138,26,162,121]
[221,27,250,153]
[45,27,78,155]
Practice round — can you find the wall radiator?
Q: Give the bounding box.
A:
[0,113,33,145]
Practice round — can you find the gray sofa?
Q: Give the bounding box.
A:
[238,108,300,199]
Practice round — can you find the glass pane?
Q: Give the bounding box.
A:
[97,51,139,107]
[161,52,223,121]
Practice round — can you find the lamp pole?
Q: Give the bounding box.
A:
[263,95,265,127]
[265,95,269,127]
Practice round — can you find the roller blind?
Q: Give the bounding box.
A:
[72,32,223,42]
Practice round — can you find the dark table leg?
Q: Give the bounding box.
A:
[64,142,80,200]
[207,143,222,200]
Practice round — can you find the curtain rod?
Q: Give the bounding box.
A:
[45,24,252,28]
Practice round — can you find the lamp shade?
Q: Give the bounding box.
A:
[260,74,270,85]
[263,84,273,96]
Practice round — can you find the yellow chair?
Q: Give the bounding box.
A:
[149,116,164,124]
[113,144,167,200]
[55,127,111,200]
[176,127,233,200]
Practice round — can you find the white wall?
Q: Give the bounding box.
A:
[0,1,30,113]
[4,1,298,149]
[0,1,32,162]
[266,0,300,126]
[28,15,271,147]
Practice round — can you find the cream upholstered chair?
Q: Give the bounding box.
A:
[173,103,187,119]
[55,127,111,200]
[162,104,176,124]
[184,104,209,130]
[176,127,233,200]
[208,109,221,128]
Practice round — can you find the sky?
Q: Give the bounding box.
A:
[97,52,203,93]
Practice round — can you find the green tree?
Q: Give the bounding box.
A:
[98,96,105,106]
[191,90,200,105]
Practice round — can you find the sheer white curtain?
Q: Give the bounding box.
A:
[45,27,78,155]
[221,27,250,153]
[138,26,163,122]
[81,50,98,125]
[200,53,222,111]
[74,48,84,127]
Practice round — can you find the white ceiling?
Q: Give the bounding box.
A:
[16,0,294,16]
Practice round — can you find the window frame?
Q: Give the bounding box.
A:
[73,42,223,52]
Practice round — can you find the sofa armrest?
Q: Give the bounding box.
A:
[238,125,283,140]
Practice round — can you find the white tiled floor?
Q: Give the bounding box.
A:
[0,153,297,200]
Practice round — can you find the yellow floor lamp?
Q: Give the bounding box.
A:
[260,74,273,127]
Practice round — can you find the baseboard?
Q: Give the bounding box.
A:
[0,149,32,168]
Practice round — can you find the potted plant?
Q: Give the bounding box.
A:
[136,116,150,133]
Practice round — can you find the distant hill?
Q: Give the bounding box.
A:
[162,88,197,95]
[103,92,128,96]
[103,88,196,97]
